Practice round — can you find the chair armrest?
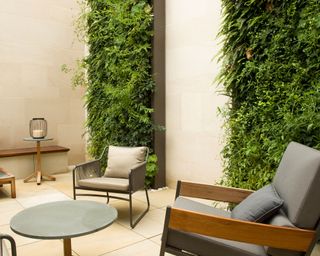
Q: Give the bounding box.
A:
[167,207,315,252]
[0,233,17,256]
[129,161,147,192]
[176,180,254,203]
[73,160,101,186]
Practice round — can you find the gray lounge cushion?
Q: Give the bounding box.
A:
[104,146,147,179]
[272,141,320,229]
[168,197,267,256]
[231,184,284,222]
[264,210,303,256]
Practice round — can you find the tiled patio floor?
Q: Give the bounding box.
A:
[1,172,320,256]
[0,172,175,256]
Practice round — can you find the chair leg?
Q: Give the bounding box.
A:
[11,178,16,198]
[73,187,76,200]
[72,170,76,200]
[159,207,171,256]
[129,188,150,228]
[106,192,110,203]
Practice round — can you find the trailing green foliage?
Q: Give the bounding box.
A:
[71,0,157,186]
[218,0,320,190]
[146,154,158,188]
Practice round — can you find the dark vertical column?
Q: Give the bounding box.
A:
[152,0,166,188]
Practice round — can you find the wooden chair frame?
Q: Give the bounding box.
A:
[160,180,320,256]
[0,233,17,256]
[0,168,16,198]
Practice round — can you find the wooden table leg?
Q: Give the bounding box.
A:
[23,172,36,183]
[23,140,56,184]
[63,238,72,256]
[42,174,56,181]
[10,177,16,198]
[36,141,42,185]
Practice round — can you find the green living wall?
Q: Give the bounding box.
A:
[75,0,157,186]
[219,0,320,190]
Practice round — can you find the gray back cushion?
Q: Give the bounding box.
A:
[272,141,320,229]
[231,184,284,222]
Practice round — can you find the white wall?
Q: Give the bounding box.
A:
[166,0,226,187]
[0,0,86,165]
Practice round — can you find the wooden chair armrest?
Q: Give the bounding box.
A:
[177,181,254,203]
[168,207,315,252]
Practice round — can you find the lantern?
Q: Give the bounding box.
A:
[29,118,47,139]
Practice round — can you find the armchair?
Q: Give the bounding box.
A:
[73,145,149,228]
[160,142,320,256]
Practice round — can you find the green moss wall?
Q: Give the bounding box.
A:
[219,0,320,189]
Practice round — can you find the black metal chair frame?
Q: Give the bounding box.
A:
[0,234,17,256]
[72,146,150,228]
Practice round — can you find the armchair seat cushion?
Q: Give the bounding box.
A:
[78,177,129,191]
[167,197,267,256]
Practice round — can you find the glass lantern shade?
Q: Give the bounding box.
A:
[29,118,47,139]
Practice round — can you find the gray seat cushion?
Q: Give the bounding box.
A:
[264,210,303,256]
[167,197,267,256]
[272,141,320,229]
[78,177,129,191]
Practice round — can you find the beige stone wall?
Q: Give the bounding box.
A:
[166,0,227,187]
[0,1,86,166]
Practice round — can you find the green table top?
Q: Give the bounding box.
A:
[10,200,117,239]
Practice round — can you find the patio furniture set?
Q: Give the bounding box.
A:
[1,142,320,256]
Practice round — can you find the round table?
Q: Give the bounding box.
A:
[10,200,118,256]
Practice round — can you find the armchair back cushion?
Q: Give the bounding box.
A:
[104,146,147,179]
[231,184,283,222]
[272,142,320,229]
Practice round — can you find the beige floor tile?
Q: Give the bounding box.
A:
[46,172,74,198]
[130,216,164,238]
[110,199,155,225]
[0,225,39,247]
[149,234,162,246]
[17,239,72,256]
[72,222,145,256]
[0,208,23,226]
[146,208,166,222]
[102,239,160,256]
[134,188,176,208]
[0,197,23,214]
[16,190,71,208]
[312,244,320,256]
[126,208,166,238]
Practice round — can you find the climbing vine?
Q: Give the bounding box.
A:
[218,0,320,190]
[68,0,158,186]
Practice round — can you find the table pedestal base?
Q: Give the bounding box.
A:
[24,172,56,185]
[63,238,72,256]
[23,138,55,185]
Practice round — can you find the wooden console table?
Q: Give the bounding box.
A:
[23,138,55,185]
